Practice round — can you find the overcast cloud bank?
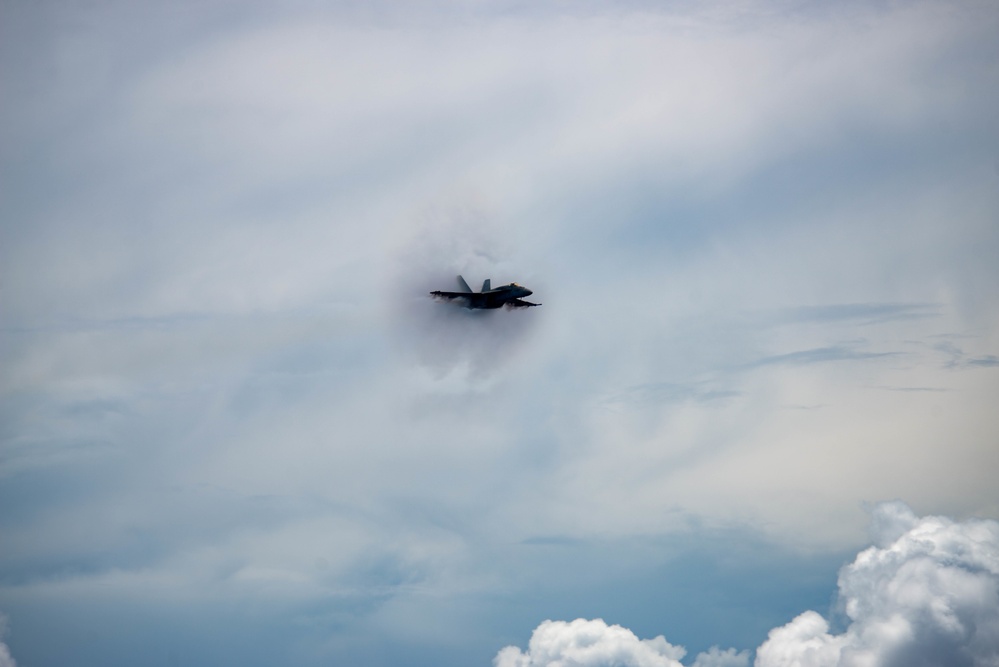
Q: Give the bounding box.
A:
[2,0,998,665]
[497,503,999,667]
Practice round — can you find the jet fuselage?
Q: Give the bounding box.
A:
[430,276,539,309]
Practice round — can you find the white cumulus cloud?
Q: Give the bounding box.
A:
[692,647,750,667]
[0,614,15,667]
[756,501,999,667]
[494,618,687,667]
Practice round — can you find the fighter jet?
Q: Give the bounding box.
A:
[430,275,541,309]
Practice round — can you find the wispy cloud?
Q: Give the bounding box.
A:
[602,382,742,409]
[748,346,899,368]
[930,341,999,369]
[869,385,948,393]
[770,302,942,326]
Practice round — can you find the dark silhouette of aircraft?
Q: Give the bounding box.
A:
[430,276,540,309]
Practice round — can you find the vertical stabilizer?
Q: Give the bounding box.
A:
[481,279,491,292]
[456,275,473,293]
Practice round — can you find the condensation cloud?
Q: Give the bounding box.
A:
[385,198,543,379]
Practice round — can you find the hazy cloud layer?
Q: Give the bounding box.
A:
[2,0,998,665]
[498,503,999,667]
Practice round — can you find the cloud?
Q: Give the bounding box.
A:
[692,648,750,667]
[757,501,999,667]
[770,303,942,326]
[0,614,15,667]
[2,0,998,664]
[601,382,742,410]
[384,198,543,379]
[497,503,999,667]
[748,346,898,368]
[931,341,999,371]
[494,619,752,667]
[967,355,999,368]
[494,618,686,667]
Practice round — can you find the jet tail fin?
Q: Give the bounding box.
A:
[456,275,473,293]
[481,279,491,292]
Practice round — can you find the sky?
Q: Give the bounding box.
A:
[1,0,998,665]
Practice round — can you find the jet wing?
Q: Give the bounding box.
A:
[507,299,541,308]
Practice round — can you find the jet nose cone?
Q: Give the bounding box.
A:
[523,289,533,296]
